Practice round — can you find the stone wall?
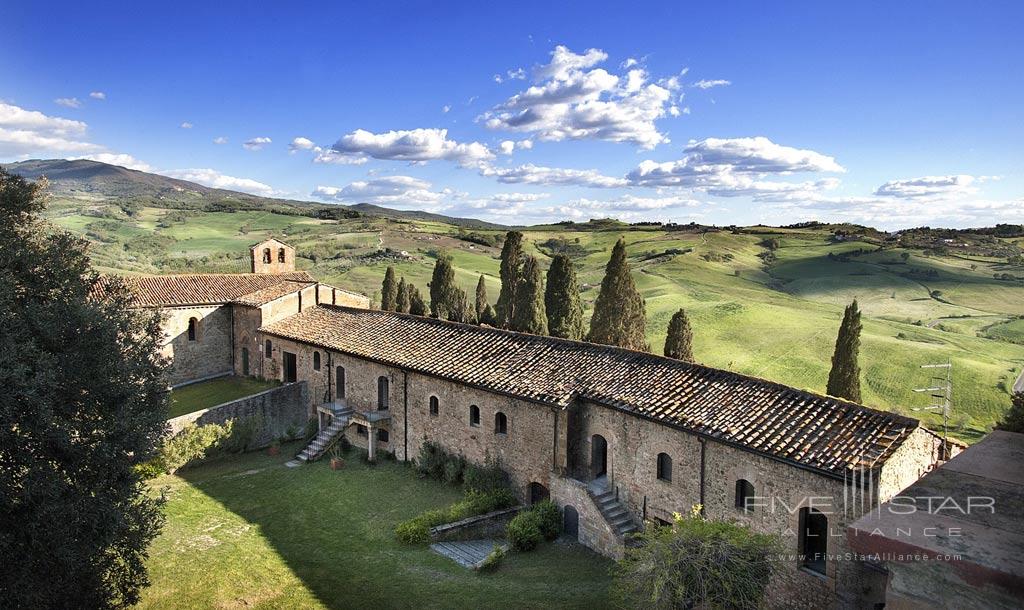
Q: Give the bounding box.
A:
[549,476,624,558]
[167,381,309,449]
[160,305,233,386]
[317,284,370,309]
[429,507,523,542]
[878,426,946,501]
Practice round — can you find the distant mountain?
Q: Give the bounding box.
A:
[1,158,506,229]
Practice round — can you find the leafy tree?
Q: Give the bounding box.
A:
[395,277,410,314]
[826,299,862,402]
[588,237,649,351]
[664,308,694,362]
[380,266,398,311]
[495,231,524,328]
[429,252,468,321]
[0,169,168,608]
[408,284,428,316]
[612,507,782,610]
[545,254,584,340]
[996,392,1024,433]
[475,274,489,323]
[511,256,548,335]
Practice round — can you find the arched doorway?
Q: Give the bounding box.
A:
[591,434,608,480]
[562,505,579,540]
[529,482,550,505]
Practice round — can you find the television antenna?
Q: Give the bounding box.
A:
[912,359,952,458]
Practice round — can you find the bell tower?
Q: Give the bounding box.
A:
[250,238,295,274]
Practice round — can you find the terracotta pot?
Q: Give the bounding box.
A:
[330,457,345,470]
[267,445,281,456]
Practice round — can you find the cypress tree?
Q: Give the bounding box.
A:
[481,303,497,326]
[545,254,584,340]
[826,300,862,402]
[395,277,410,314]
[495,230,524,328]
[451,287,474,324]
[664,308,694,362]
[511,256,548,335]
[588,237,649,351]
[429,252,460,320]
[380,266,398,311]
[475,274,489,323]
[409,284,428,316]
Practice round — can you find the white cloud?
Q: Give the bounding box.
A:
[627,136,844,195]
[328,127,493,166]
[289,136,316,152]
[55,97,82,109]
[312,149,369,165]
[693,79,731,89]
[479,162,627,188]
[89,91,106,100]
[0,102,100,156]
[517,139,533,150]
[180,121,193,129]
[568,194,700,211]
[499,140,515,155]
[442,104,451,113]
[212,136,228,145]
[874,175,978,199]
[161,168,276,197]
[479,45,679,149]
[70,153,152,172]
[313,175,454,208]
[243,136,272,151]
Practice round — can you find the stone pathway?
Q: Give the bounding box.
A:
[429,539,505,569]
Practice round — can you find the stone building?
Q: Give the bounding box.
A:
[110,253,960,608]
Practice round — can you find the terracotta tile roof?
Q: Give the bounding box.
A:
[95,272,316,306]
[231,281,315,306]
[260,305,923,478]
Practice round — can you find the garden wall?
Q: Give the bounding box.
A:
[429,506,523,542]
[168,381,309,449]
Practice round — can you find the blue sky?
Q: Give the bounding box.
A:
[2,1,1022,228]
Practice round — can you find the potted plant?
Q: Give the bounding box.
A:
[329,443,345,470]
[267,438,281,456]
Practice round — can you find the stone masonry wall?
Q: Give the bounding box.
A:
[167,381,309,449]
[160,305,233,386]
[878,426,944,501]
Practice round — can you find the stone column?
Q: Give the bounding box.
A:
[367,424,377,462]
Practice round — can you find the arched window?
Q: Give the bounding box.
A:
[494,412,508,434]
[335,366,346,398]
[262,248,271,263]
[656,453,672,482]
[187,317,198,341]
[469,405,480,427]
[735,480,755,513]
[265,339,272,357]
[799,507,828,575]
[313,351,321,370]
[241,347,249,375]
[429,396,439,416]
[278,247,286,263]
[377,376,389,410]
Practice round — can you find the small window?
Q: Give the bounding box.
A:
[335,366,346,398]
[656,453,672,482]
[469,405,480,427]
[377,376,389,410]
[735,480,755,513]
[429,396,439,416]
[494,412,508,434]
[278,247,286,263]
[356,424,368,437]
[187,317,198,341]
[799,507,828,575]
[377,429,389,443]
[264,339,272,357]
[313,351,321,371]
[262,247,271,264]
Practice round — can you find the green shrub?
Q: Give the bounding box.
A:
[477,545,505,572]
[532,501,561,541]
[394,488,517,545]
[223,414,263,453]
[157,422,233,473]
[416,441,448,479]
[442,454,466,485]
[464,457,508,495]
[507,511,543,551]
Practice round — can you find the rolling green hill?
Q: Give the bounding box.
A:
[10,159,1024,441]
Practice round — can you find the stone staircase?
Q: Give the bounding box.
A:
[590,485,640,538]
[296,408,352,463]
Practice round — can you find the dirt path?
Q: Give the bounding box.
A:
[1014,368,1024,394]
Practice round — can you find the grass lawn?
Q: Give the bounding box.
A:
[140,445,614,609]
[169,376,280,418]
